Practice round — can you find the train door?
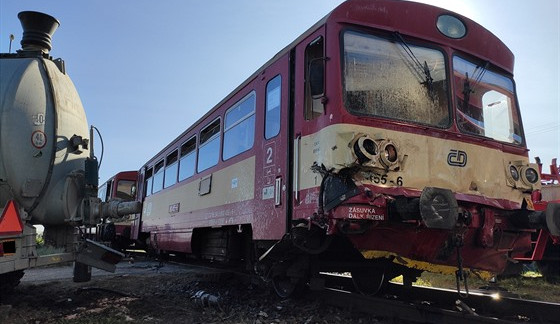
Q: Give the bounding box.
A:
[254,53,291,240]
[130,169,146,241]
[292,27,326,221]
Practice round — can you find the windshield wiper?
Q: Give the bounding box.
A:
[393,32,434,98]
[462,61,489,111]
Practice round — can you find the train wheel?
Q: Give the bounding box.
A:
[352,264,388,295]
[271,274,305,298]
[351,259,395,296]
[269,256,309,298]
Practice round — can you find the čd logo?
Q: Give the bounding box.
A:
[447,149,467,167]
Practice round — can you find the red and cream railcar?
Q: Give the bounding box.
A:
[97,171,139,250]
[130,0,560,295]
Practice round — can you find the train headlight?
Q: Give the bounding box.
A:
[380,141,398,168]
[509,165,520,181]
[436,14,467,39]
[505,161,541,190]
[353,136,377,164]
[523,167,539,184]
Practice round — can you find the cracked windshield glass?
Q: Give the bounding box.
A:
[453,56,523,144]
[343,30,449,127]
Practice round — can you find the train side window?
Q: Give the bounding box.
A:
[265,75,281,139]
[98,182,108,202]
[198,118,221,172]
[164,150,179,189]
[179,136,197,181]
[305,36,324,120]
[152,160,164,193]
[106,180,114,201]
[223,92,256,160]
[144,168,153,197]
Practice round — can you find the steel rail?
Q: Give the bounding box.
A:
[312,273,560,323]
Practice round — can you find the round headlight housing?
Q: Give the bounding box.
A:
[379,141,398,168]
[524,168,539,184]
[509,165,520,181]
[384,144,398,163]
[353,136,377,164]
[436,14,467,39]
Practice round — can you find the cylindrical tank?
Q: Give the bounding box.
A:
[0,11,92,225]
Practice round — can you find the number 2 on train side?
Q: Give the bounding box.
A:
[266,146,273,165]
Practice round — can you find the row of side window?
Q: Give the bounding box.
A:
[144,75,282,197]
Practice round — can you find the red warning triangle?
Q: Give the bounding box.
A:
[0,200,24,236]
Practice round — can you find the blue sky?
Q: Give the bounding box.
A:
[1,0,558,183]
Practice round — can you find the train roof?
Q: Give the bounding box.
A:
[331,0,513,70]
[142,0,514,169]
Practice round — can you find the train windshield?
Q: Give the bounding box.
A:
[116,179,136,200]
[453,56,522,144]
[342,30,450,127]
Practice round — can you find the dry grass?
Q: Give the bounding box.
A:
[411,271,560,303]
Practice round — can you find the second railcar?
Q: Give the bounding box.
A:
[97,171,139,250]
[512,158,560,282]
[129,0,560,295]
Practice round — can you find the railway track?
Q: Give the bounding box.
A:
[310,273,560,323]
[144,255,560,323]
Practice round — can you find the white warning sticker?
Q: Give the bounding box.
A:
[262,186,274,200]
